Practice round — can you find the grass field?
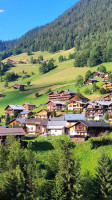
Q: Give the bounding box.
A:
[24,135,112,176]
[0,48,112,114]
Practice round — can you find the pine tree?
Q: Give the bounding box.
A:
[55,139,81,200]
[96,152,112,200]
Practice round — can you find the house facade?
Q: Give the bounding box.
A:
[25,118,48,134]
[85,79,99,85]
[46,100,66,111]
[68,101,86,111]
[36,109,51,119]
[47,120,66,136]
[102,82,112,91]
[22,103,36,110]
[5,105,25,116]
[9,118,26,127]
[92,71,105,78]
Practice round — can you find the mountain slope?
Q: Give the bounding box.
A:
[15,0,112,52]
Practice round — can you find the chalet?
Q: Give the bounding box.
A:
[0,128,25,145]
[19,110,33,118]
[102,93,112,101]
[25,118,48,134]
[83,103,96,120]
[92,71,105,78]
[69,95,89,103]
[13,83,26,89]
[46,100,66,111]
[102,82,112,91]
[85,79,99,85]
[0,93,5,98]
[103,72,112,82]
[47,120,66,136]
[22,103,36,110]
[68,101,86,111]
[9,118,26,127]
[36,109,51,119]
[5,105,25,116]
[48,90,77,102]
[69,121,111,142]
[65,114,85,127]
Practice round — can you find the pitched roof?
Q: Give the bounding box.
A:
[65,114,85,121]
[9,118,27,124]
[59,89,77,94]
[87,79,99,82]
[50,117,65,121]
[25,118,48,126]
[5,105,25,111]
[78,120,111,128]
[47,120,66,129]
[37,109,50,114]
[0,128,25,136]
[22,102,36,106]
[20,110,32,115]
[95,101,112,106]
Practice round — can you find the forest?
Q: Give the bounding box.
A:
[1,0,112,67]
[0,135,112,200]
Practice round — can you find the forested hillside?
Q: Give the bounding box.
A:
[1,0,112,66]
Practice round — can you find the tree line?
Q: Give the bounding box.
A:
[0,135,112,200]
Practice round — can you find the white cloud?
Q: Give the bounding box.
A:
[0,10,5,13]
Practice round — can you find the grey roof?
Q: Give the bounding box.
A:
[5,105,25,110]
[52,101,66,105]
[78,120,111,128]
[20,110,32,115]
[65,114,85,121]
[50,117,65,121]
[0,128,25,136]
[16,118,27,123]
[88,79,98,82]
[47,120,66,129]
[95,101,112,106]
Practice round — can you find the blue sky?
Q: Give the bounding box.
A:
[0,0,78,41]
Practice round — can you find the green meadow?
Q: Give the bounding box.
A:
[0,48,112,114]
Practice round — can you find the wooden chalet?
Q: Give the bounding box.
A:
[14,83,26,89]
[22,103,36,110]
[25,118,48,134]
[102,93,112,101]
[85,79,99,85]
[48,90,77,102]
[68,101,86,111]
[69,95,89,103]
[19,110,33,118]
[65,114,85,128]
[5,105,25,116]
[92,71,105,78]
[0,93,5,98]
[102,82,112,91]
[9,118,26,127]
[36,109,51,119]
[0,128,25,145]
[83,103,98,120]
[69,121,111,142]
[46,100,66,111]
[103,72,112,82]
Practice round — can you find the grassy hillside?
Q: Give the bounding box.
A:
[25,135,112,176]
[0,48,112,115]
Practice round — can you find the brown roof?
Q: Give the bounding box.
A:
[25,118,48,126]
[37,109,51,114]
[0,128,25,136]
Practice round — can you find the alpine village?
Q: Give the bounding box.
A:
[1,0,112,200]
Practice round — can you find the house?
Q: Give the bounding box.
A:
[64,114,85,127]
[22,103,36,110]
[0,93,5,98]
[9,118,26,127]
[103,72,112,82]
[36,109,51,119]
[48,90,77,102]
[47,120,67,136]
[102,93,112,101]
[68,101,86,111]
[69,120,111,142]
[102,82,112,91]
[25,118,48,134]
[85,79,99,85]
[13,83,26,89]
[0,128,25,145]
[69,95,89,103]
[19,110,33,118]
[5,105,25,116]
[92,71,105,78]
[46,100,66,111]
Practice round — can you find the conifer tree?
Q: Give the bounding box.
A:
[96,152,112,200]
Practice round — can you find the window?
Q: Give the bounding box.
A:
[30,127,34,131]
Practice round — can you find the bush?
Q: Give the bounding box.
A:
[35,92,39,98]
